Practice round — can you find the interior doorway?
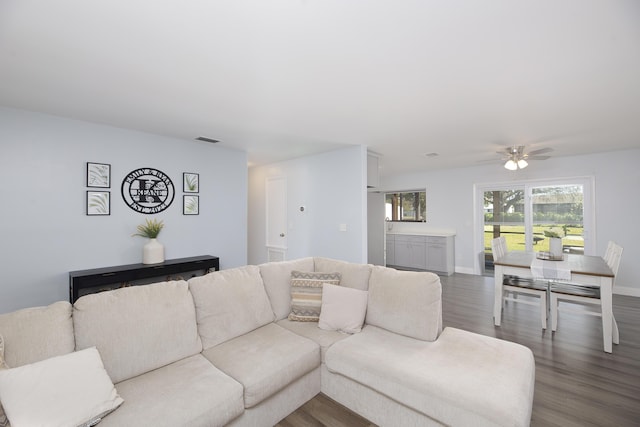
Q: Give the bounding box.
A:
[266,176,287,261]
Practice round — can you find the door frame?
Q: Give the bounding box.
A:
[266,176,287,261]
[473,176,596,275]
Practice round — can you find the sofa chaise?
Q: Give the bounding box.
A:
[0,257,535,426]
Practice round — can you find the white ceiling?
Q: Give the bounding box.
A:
[1,0,639,177]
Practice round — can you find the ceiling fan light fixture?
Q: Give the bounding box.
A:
[504,159,518,170]
[517,159,528,169]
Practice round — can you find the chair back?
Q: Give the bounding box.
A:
[491,236,507,261]
[603,241,615,266]
[605,241,623,278]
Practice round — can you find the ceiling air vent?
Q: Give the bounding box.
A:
[195,136,219,143]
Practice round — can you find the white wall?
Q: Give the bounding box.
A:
[376,149,640,296]
[367,192,385,265]
[248,145,367,265]
[0,107,248,314]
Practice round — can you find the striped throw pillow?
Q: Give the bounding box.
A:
[288,271,341,322]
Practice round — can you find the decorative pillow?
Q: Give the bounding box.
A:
[318,284,369,334]
[0,347,123,427]
[289,271,341,321]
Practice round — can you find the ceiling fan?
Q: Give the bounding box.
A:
[500,146,553,170]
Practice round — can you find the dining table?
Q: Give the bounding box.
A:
[493,251,615,353]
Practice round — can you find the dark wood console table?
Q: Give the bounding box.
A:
[69,255,219,303]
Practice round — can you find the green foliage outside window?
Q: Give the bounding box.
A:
[385,191,426,222]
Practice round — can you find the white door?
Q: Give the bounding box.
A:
[266,177,287,261]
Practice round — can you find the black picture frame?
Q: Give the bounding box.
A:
[183,195,199,215]
[86,162,111,188]
[183,172,199,193]
[87,191,110,216]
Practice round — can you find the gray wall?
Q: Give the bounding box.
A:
[248,145,368,265]
[0,107,248,313]
[376,149,640,296]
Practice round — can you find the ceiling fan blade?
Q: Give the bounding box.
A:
[527,147,553,156]
[527,155,551,160]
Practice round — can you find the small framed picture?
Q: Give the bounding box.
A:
[183,172,199,193]
[183,195,199,215]
[87,162,111,188]
[87,191,110,216]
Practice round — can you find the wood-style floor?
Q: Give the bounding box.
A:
[277,273,640,427]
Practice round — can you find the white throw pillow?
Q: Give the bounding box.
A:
[318,283,368,334]
[0,347,123,427]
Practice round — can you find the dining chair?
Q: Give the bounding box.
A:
[492,236,514,300]
[603,240,616,266]
[549,241,622,344]
[492,236,508,260]
[491,237,549,329]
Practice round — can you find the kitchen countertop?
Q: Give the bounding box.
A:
[386,231,456,237]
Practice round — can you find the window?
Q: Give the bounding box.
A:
[385,191,426,222]
[476,177,594,275]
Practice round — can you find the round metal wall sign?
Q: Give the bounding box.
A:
[121,167,175,214]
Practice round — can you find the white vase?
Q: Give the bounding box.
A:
[549,237,563,257]
[143,238,165,264]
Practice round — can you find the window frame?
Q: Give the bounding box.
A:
[385,190,426,222]
[474,176,595,275]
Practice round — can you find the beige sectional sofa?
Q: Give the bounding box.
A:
[0,257,535,427]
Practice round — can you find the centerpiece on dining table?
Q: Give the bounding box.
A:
[537,229,564,260]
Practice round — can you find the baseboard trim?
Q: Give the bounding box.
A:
[614,286,640,297]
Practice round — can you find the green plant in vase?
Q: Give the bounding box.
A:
[543,230,561,238]
[132,219,164,239]
[543,228,563,256]
[133,219,165,264]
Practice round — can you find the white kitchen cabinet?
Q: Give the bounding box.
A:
[385,233,395,266]
[367,153,380,188]
[426,236,455,275]
[391,235,427,270]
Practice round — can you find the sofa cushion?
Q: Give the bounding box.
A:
[314,257,372,291]
[318,283,368,334]
[0,301,74,368]
[365,266,442,341]
[202,323,320,408]
[0,335,8,427]
[289,271,341,322]
[276,319,350,362]
[99,354,244,427]
[259,257,315,321]
[0,347,123,427]
[325,326,535,427]
[189,265,275,349]
[0,335,6,370]
[73,280,203,384]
